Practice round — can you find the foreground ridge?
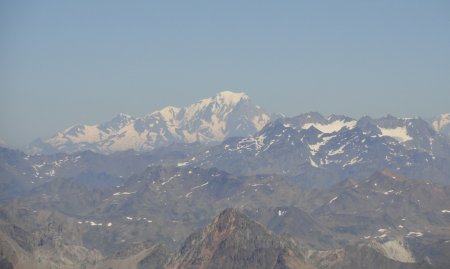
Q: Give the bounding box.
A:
[167,208,313,269]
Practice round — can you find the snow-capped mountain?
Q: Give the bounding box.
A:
[190,113,450,185]
[29,91,271,154]
[432,113,450,138]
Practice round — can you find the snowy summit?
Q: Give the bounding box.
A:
[29,91,271,154]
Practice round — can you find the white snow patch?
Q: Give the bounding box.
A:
[379,126,412,143]
[328,144,346,156]
[161,175,178,186]
[441,210,450,213]
[45,169,56,177]
[66,125,107,144]
[157,106,181,122]
[309,157,319,168]
[406,232,423,237]
[113,192,136,196]
[191,182,209,190]
[302,120,356,133]
[278,210,287,216]
[308,135,335,155]
[343,157,362,167]
[215,91,248,105]
[328,196,338,204]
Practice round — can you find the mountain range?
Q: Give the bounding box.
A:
[29,91,271,154]
[2,168,448,269]
[28,91,449,156]
[1,91,450,268]
[181,112,450,186]
[1,153,450,268]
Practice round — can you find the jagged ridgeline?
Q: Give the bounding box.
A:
[28,91,272,154]
[27,92,450,159]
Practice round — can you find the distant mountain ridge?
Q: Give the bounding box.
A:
[29,91,271,154]
[25,91,449,156]
[188,112,450,185]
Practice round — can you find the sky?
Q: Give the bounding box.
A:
[1,1,449,148]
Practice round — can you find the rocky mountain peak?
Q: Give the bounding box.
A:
[168,208,311,269]
[432,113,450,131]
[101,113,135,131]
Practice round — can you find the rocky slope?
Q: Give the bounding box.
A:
[0,144,204,201]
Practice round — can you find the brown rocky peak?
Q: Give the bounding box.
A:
[167,208,314,269]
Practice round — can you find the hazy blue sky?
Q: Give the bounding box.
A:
[1,1,449,147]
